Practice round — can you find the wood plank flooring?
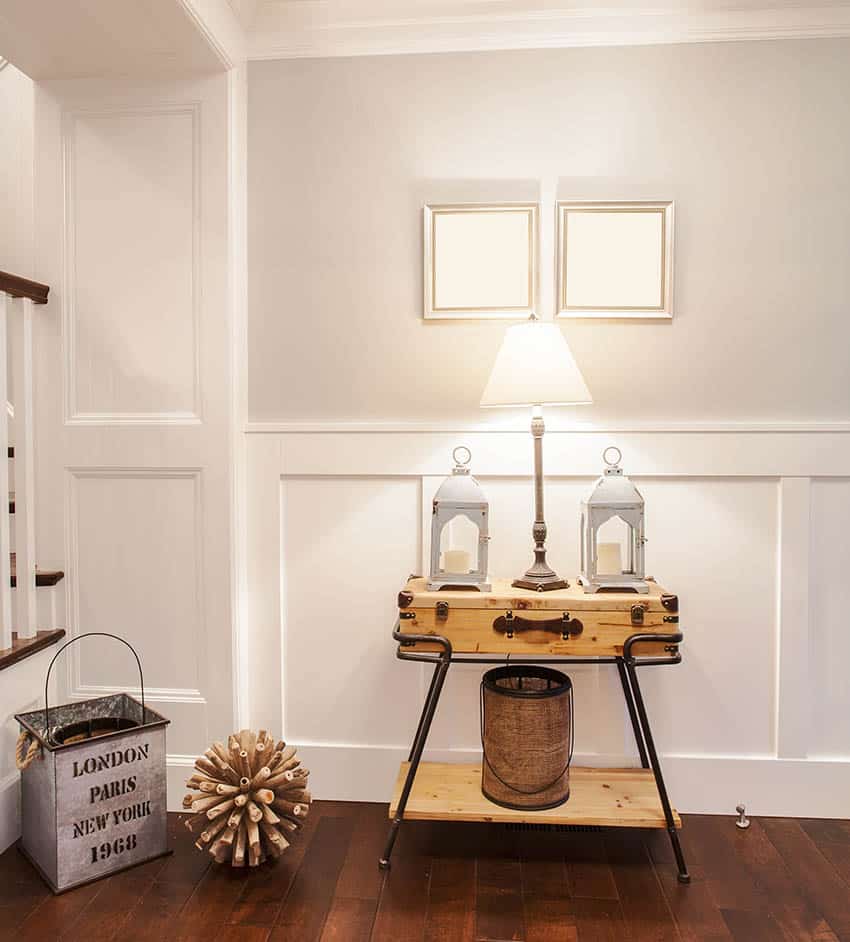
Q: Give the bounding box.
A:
[1,804,848,941]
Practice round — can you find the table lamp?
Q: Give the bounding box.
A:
[480,317,592,590]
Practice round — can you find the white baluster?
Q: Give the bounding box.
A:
[0,292,12,650]
[14,296,37,638]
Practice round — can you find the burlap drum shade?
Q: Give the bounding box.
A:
[480,665,574,811]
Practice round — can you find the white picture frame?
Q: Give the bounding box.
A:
[556,200,674,319]
[423,203,538,319]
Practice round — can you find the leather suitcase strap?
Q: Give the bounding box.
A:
[492,613,584,638]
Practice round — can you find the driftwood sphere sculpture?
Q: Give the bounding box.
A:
[183,730,311,867]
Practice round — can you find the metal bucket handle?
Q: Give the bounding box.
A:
[43,632,145,745]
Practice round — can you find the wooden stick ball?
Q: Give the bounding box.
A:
[183,729,311,867]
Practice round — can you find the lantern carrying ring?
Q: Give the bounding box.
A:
[603,446,622,467]
[453,446,472,467]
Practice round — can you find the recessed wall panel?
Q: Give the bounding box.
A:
[66,107,198,421]
[637,478,778,757]
[71,472,202,693]
[281,477,420,745]
[424,477,777,760]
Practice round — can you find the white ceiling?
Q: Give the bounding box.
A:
[1,0,849,79]
[0,0,242,78]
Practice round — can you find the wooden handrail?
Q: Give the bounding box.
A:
[0,271,49,305]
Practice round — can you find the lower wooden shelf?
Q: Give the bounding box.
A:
[389,762,681,829]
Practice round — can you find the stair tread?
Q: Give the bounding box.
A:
[0,628,65,670]
[10,552,65,588]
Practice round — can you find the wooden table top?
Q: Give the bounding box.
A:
[400,576,676,613]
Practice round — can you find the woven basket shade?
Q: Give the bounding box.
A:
[480,665,573,811]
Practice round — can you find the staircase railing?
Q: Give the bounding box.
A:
[0,270,49,651]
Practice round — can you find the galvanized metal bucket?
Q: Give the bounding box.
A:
[15,632,170,894]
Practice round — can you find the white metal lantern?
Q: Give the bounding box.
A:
[428,446,491,592]
[579,446,649,594]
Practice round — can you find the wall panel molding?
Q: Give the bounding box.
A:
[270,430,850,479]
[246,427,850,816]
[29,72,236,823]
[62,103,202,426]
[64,468,207,726]
[73,684,206,703]
[248,421,850,434]
[775,478,811,759]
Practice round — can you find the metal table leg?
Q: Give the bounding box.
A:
[616,658,649,769]
[624,633,690,884]
[406,651,446,763]
[379,626,453,870]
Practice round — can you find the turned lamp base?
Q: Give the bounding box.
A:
[512,573,569,592]
[513,410,570,592]
[479,318,593,599]
[512,554,569,592]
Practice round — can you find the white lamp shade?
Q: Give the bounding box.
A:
[480,320,592,407]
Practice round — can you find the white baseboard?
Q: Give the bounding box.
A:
[0,770,20,854]
[10,747,841,852]
[276,743,850,819]
[663,754,850,818]
[166,754,196,811]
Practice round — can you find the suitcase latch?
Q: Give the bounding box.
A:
[661,594,679,613]
[435,600,449,621]
[631,604,646,626]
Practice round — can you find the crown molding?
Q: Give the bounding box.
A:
[248,2,850,60]
[179,0,248,68]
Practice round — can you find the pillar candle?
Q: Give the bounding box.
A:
[596,542,623,574]
[442,549,471,573]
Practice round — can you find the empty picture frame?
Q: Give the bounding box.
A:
[556,201,674,319]
[424,203,538,319]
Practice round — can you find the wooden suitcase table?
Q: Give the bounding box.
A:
[380,576,690,884]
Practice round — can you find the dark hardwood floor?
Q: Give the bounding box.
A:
[1,804,849,941]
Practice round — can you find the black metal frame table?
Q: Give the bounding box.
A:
[379,619,690,884]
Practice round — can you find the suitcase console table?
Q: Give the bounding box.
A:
[381,576,690,884]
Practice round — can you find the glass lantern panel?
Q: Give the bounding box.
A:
[439,514,480,573]
[594,516,633,574]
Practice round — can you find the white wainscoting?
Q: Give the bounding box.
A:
[245,427,850,818]
[65,469,209,757]
[32,73,240,816]
[0,647,60,853]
